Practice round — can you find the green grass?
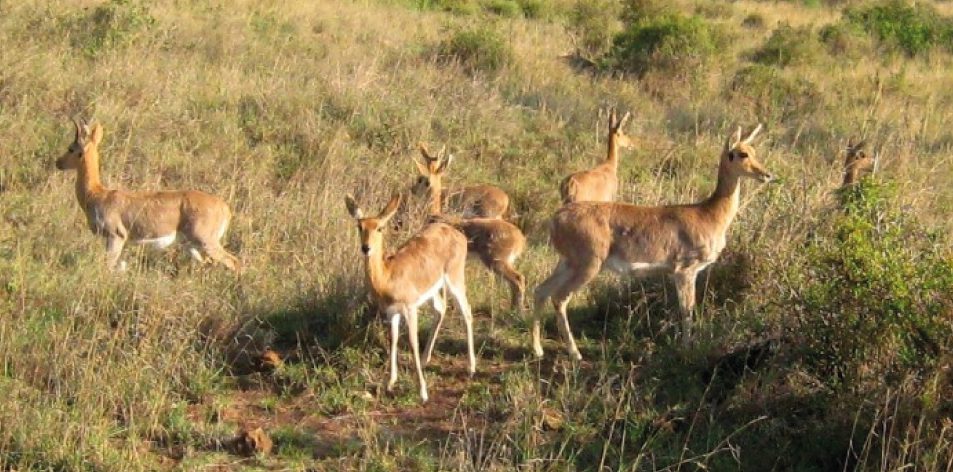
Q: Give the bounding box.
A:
[1,0,953,470]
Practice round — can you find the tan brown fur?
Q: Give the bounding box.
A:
[842,139,876,187]
[55,118,239,272]
[532,125,772,359]
[559,109,636,204]
[411,143,510,218]
[413,143,527,314]
[345,193,474,402]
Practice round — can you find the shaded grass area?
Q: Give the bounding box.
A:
[1,0,953,470]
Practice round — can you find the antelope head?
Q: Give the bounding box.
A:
[843,138,876,186]
[410,142,453,197]
[722,124,773,183]
[345,193,401,256]
[608,108,636,150]
[56,117,102,170]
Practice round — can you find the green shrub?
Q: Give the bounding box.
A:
[568,0,622,59]
[727,64,820,122]
[484,0,522,17]
[790,180,953,385]
[604,13,721,75]
[438,27,514,74]
[67,0,156,56]
[752,23,822,67]
[843,0,953,56]
[742,13,765,29]
[516,0,551,19]
[819,21,874,57]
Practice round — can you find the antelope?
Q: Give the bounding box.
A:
[841,138,876,187]
[412,143,526,312]
[55,118,240,272]
[411,144,510,218]
[559,109,636,204]
[532,125,772,359]
[345,193,474,402]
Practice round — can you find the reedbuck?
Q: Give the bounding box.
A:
[345,193,474,402]
[412,143,526,313]
[412,144,510,218]
[55,118,240,272]
[560,109,636,204]
[841,139,876,187]
[532,125,772,359]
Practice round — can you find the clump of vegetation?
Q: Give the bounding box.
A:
[568,0,622,59]
[790,180,953,385]
[819,21,874,57]
[484,0,522,17]
[727,64,820,121]
[437,27,514,74]
[604,13,721,76]
[66,0,156,56]
[842,0,953,56]
[742,13,765,29]
[751,23,822,67]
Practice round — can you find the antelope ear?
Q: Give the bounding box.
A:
[90,122,104,146]
[345,194,364,219]
[733,126,743,146]
[418,142,436,162]
[617,111,631,129]
[411,154,429,176]
[437,153,454,174]
[378,193,401,223]
[743,123,762,144]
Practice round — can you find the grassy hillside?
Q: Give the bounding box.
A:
[1,0,951,470]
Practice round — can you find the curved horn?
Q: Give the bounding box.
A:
[72,116,82,142]
[743,123,763,144]
[418,142,438,162]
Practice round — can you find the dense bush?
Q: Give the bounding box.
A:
[842,0,953,56]
[66,0,156,56]
[752,23,822,67]
[568,0,621,59]
[437,27,513,74]
[604,13,721,76]
[790,180,953,386]
[727,64,820,122]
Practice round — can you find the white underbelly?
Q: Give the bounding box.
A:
[133,233,178,250]
[604,255,671,275]
[412,279,445,310]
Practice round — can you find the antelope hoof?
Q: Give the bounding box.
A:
[533,344,544,359]
[571,349,583,361]
[420,389,429,403]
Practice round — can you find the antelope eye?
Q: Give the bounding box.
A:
[737,152,749,159]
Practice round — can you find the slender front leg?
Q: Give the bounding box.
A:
[554,298,582,361]
[446,280,476,375]
[405,308,428,402]
[424,287,447,365]
[672,271,698,346]
[105,235,127,271]
[387,312,400,393]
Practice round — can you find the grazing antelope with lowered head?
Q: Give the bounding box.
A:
[345,193,474,402]
[532,125,772,359]
[841,138,876,187]
[560,109,636,204]
[412,143,526,313]
[55,118,240,272]
[411,144,510,218]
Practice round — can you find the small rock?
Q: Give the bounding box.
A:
[235,427,273,456]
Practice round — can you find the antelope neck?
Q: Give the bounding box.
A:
[76,148,106,207]
[364,245,392,298]
[701,160,742,229]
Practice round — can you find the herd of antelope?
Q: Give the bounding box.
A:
[55,112,876,402]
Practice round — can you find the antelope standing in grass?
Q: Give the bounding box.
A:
[841,138,876,187]
[345,193,474,402]
[532,125,772,359]
[55,118,240,272]
[560,109,636,204]
[412,144,510,218]
[412,143,526,313]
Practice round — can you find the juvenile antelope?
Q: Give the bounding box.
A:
[841,138,876,187]
[533,125,772,359]
[560,109,636,204]
[412,144,510,218]
[345,193,474,402]
[55,118,240,272]
[412,143,526,312]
